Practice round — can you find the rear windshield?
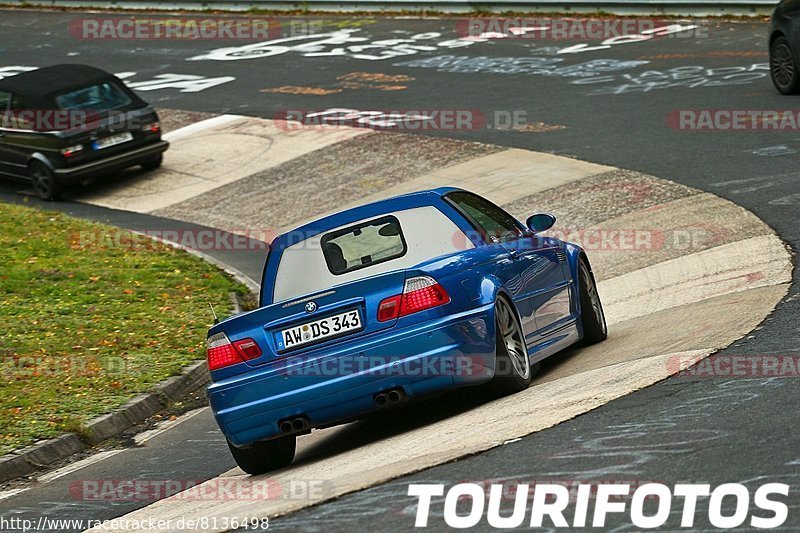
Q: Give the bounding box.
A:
[272,206,474,303]
[321,215,406,275]
[55,81,132,112]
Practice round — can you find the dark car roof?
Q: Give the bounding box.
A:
[0,64,144,108]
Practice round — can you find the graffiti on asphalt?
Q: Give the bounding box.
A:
[261,72,414,95]
[188,29,476,62]
[710,172,800,206]
[187,24,699,63]
[573,64,769,95]
[0,66,234,93]
[556,24,699,54]
[0,66,37,79]
[395,56,649,78]
[115,72,235,93]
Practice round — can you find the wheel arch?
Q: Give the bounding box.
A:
[27,152,55,172]
[473,274,520,344]
[770,30,787,48]
[565,243,598,336]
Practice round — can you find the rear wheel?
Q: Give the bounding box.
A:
[770,36,800,95]
[489,297,532,395]
[141,154,163,171]
[227,435,296,475]
[578,258,607,345]
[29,161,62,201]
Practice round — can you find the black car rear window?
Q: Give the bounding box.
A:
[321,216,407,275]
[55,81,132,112]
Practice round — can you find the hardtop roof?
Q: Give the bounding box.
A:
[272,187,461,250]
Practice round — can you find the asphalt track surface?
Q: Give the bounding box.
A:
[0,11,798,532]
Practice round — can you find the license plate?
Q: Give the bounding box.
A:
[92,132,133,150]
[278,309,362,351]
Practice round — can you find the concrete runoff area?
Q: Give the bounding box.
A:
[72,116,369,213]
[74,115,790,532]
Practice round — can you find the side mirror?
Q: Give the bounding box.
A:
[526,213,556,233]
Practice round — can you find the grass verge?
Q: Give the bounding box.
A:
[0,201,246,455]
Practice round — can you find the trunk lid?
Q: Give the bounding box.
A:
[211,270,407,371]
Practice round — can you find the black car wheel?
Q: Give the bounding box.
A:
[770,36,800,95]
[29,161,62,201]
[227,435,296,475]
[489,296,533,395]
[578,258,607,345]
[141,154,163,171]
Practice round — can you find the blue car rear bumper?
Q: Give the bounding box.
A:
[208,303,496,447]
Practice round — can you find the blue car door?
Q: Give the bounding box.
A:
[502,233,572,337]
[442,192,570,342]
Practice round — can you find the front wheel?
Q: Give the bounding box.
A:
[578,259,607,345]
[29,161,62,201]
[488,297,533,395]
[227,435,296,475]
[770,36,800,95]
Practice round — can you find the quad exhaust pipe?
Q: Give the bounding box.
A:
[374,387,408,408]
[278,415,311,435]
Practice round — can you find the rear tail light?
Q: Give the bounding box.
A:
[144,121,160,134]
[377,276,450,322]
[206,332,262,370]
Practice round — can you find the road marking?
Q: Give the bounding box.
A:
[162,114,241,142]
[0,488,30,501]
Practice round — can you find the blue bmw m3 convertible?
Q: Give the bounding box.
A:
[206,188,607,474]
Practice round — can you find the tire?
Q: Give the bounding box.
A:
[29,161,62,201]
[578,258,607,345]
[488,296,533,395]
[227,435,296,475]
[141,154,163,171]
[770,36,800,95]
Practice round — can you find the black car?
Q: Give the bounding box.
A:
[0,64,168,200]
[770,0,800,94]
